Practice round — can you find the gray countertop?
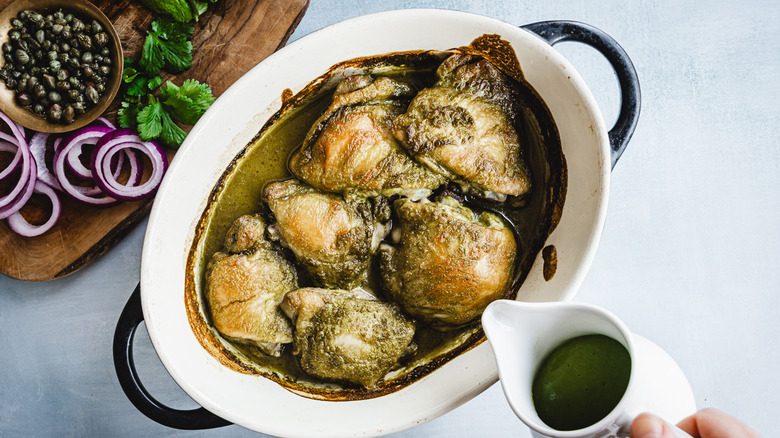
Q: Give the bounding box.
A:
[1,0,777,436]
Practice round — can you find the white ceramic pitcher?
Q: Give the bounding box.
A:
[482,300,697,438]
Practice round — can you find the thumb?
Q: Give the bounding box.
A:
[631,413,678,438]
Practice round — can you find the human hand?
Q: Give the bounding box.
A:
[630,408,761,438]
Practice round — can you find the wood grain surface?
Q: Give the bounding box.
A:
[0,0,309,281]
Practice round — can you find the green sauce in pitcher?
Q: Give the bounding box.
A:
[532,334,631,431]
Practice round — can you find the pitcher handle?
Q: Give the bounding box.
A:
[112,283,232,430]
[521,20,641,168]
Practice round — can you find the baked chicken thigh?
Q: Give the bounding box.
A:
[290,75,445,197]
[281,287,416,387]
[379,196,517,329]
[393,54,531,197]
[205,215,298,356]
[263,179,390,289]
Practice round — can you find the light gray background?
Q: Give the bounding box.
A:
[1,0,777,436]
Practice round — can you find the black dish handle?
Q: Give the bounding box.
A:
[521,20,641,168]
[113,283,232,430]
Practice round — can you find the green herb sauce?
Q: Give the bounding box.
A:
[532,334,631,431]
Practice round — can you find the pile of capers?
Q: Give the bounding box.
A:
[0,9,113,125]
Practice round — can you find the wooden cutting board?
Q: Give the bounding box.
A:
[0,0,309,281]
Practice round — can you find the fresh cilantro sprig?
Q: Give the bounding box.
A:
[118,18,215,149]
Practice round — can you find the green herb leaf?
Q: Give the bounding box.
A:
[140,18,194,74]
[137,100,164,140]
[159,79,215,125]
[118,101,140,129]
[159,110,188,148]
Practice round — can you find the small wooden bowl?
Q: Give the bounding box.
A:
[0,0,123,133]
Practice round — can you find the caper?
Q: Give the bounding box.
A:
[17,39,28,51]
[54,18,66,26]
[51,23,63,35]
[62,105,75,124]
[67,57,79,70]
[33,83,46,98]
[33,49,43,61]
[77,34,91,49]
[50,43,59,53]
[47,103,62,122]
[44,14,53,23]
[41,74,55,89]
[47,50,57,61]
[34,29,45,44]
[19,11,29,21]
[4,53,12,63]
[10,70,21,79]
[48,90,61,103]
[56,80,70,93]
[100,47,109,57]
[102,56,112,66]
[41,40,51,50]
[5,78,17,88]
[16,92,31,106]
[2,43,12,53]
[33,103,44,114]
[72,19,84,33]
[68,76,79,86]
[54,11,65,20]
[85,85,99,104]
[81,52,92,63]
[61,42,70,52]
[0,70,8,81]
[16,77,27,92]
[29,66,40,76]
[65,13,73,23]
[83,65,93,77]
[55,69,68,81]
[90,62,99,71]
[14,49,29,65]
[76,82,85,93]
[72,101,85,114]
[95,83,105,93]
[69,47,79,58]
[49,60,61,72]
[91,20,103,33]
[61,26,71,40]
[94,32,108,48]
[27,76,37,88]
[58,53,69,64]
[8,30,21,41]
[11,18,23,29]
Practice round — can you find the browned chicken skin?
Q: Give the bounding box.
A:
[393,54,531,197]
[205,215,298,356]
[379,197,517,329]
[263,179,390,289]
[281,287,416,387]
[290,75,445,197]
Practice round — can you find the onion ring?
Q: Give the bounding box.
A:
[6,180,61,237]
[91,129,167,201]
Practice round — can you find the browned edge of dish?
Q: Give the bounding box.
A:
[183,34,567,401]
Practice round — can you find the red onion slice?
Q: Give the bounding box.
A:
[0,140,22,180]
[0,153,37,220]
[94,116,116,130]
[91,129,167,201]
[28,132,63,191]
[6,180,61,237]
[60,126,114,179]
[0,111,33,212]
[53,132,117,206]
